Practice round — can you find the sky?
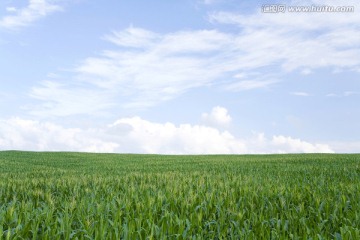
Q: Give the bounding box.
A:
[0,0,359,154]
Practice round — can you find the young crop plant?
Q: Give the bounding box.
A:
[0,151,359,239]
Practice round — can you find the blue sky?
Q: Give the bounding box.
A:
[0,0,359,153]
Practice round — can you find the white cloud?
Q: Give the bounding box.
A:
[271,135,333,153]
[28,81,114,116]
[226,79,278,91]
[201,106,232,128]
[6,7,17,13]
[327,141,360,153]
[0,117,118,152]
[301,69,312,75]
[29,26,282,115]
[209,1,360,72]
[0,116,245,154]
[0,0,63,29]
[28,0,360,116]
[326,91,360,98]
[103,27,160,48]
[326,93,338,97]
[210,0,360,30]
[291,92,310,97]
[201,0,218,5]
[243,133,334,154]
[111,117,245,154]
[344,91,360,97]
[0,109,335,154]
[30,28,236,115]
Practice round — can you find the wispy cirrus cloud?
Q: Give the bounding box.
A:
[28,81,114,117]
[0,0,63,29]
[326,91,360,97]
[290,92,311,97]
[225,79,278,91]
[30,27,237,115]
[28,0,360,117]
[344,91,360,97]
[209,2,360,72]
[200,0,223,5]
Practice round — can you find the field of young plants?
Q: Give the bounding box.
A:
[0,151,359,239]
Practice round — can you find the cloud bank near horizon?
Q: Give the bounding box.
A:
[0,107,334,154]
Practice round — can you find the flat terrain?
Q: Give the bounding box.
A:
[0,151,359,239]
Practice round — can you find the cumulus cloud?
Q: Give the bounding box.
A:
[201,106,232,128]
[271,135,333,153]
[327,141,360,153]
[0,0,63,29]
[242,133,334,154]
[0,117,118,152]
[0,114,334,154]
[110,117,245,154]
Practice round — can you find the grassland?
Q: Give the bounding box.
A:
[0,151,359,239]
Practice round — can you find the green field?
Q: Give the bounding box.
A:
[0,151,359,239]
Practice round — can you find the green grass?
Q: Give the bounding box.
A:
[0,151,359,239]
